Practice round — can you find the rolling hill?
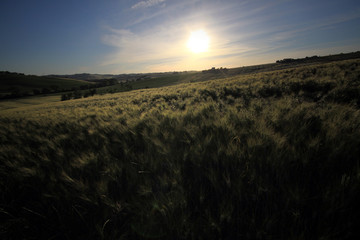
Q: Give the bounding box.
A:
[0,71,91,98]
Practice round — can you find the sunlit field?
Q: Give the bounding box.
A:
[1,59,360,239]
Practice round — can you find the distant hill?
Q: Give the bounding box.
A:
[0,71,91,98]
[275,51,360,64]
[48,72,187,83]
[50,51,360,88]
[48,73,117,81]
[2,51,359,99]
[224,51,360,76]
[128,51,360,88]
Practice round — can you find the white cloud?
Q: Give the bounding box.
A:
[100,24,186,71]
[131,0,166,10]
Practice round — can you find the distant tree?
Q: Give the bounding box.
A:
[73,90,82,99]
[42,88,51,94]
[83,91,91,98]
[33,89,41,95]
[90,89,97,96]
[61,93,74,101]
[50,85,60,92]
[61,94,68,101]
[9,87,21,98]
[276,58,295,64]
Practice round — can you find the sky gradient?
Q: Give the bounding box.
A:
[1,0,360,75]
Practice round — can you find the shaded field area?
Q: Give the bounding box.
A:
[1,59,360,239]
[0,95,61,111]
[0,72,90,98]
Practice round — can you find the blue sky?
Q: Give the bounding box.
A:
[1,0,360,75]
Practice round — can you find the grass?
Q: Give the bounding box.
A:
[1,59,360,239]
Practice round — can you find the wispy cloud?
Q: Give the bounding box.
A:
[100,24,188,72]
[99,0,360,73]
[100,21,257,73]
[131,0,166,10]
[100,1,287,72]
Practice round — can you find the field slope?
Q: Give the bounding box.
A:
[1,59,360,239]
[0,71,90,97]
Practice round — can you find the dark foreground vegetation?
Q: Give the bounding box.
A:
[1,59,360,239]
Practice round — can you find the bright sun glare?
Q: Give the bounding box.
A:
[187,30,210,54]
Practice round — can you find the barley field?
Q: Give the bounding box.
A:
[1,59,360,239]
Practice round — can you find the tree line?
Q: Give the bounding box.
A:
[60,81,134,101]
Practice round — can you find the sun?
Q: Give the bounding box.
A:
[187,30,210,54]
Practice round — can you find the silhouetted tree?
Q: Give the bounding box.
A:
[61,94,67,101]
[42,88,51,94]
[50,85,60,92]
[73,90,82,99]
[90,89,97,96]
[33,89,41,95]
